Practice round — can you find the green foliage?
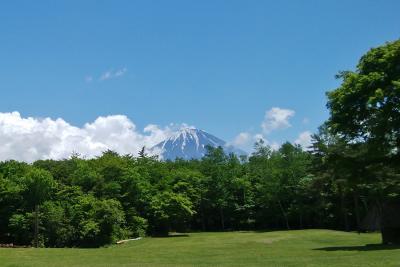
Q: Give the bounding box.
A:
[8,213,32,244]
[328,40,400,154]
[127,215,148,237]
[0,146,325,247]
[149,191,194,235]
[325,39,400,243]
[23,168,56,206]
[70,195,126,247]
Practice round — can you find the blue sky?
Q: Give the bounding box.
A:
[0,0,399,159]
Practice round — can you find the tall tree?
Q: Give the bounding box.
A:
[23,168,56,247]
[327,40,400,244]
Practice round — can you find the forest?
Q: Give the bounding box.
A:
[0,40,399,248]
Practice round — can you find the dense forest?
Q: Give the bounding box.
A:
[0,40,399,247]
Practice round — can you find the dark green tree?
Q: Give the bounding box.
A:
[23,168,56,247]
[327,39,400,244]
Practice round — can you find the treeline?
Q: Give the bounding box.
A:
[0,141,370,247]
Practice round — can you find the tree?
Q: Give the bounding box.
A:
[310,125,368,231]
[138,146,147,158]
[201,146,231,230]
[327,39,400,244]
[327,40,400,151]
[23,168,56,247]
[0,161,29,243]
[148,191,194,236]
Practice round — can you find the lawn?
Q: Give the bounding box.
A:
[0,230,399,267]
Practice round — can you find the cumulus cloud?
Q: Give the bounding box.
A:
[231,132,260,152]
[231,132,281,152]
[232,132,251,147]
[230,107,305,152]
[295,131,312,150]
[253,134,280,151]
[0,112,175,162]
[261,107,295,133]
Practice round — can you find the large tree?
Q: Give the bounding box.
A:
[23,168,56,247]
[327,39,400,244]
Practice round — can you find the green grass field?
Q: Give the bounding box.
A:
[1,230,399,267]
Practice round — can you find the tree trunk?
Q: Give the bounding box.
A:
[200,203,206,231]
[299,211,303,229]
[381,199,400,244]
[353,190,361,232]
[344,208,349,232]
[220,207,225,230]
[278,200,290,230]
[34,204,39,248]
[339,184,349,231]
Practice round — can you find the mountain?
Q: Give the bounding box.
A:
[151,127,246,160]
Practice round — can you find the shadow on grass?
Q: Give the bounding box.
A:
[314,244,400,251]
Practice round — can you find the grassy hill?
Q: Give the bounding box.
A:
[1,230,399,267]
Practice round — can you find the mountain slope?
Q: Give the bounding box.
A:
[151,127,246,160]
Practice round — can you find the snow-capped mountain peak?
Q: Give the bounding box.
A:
[151,127,245,160]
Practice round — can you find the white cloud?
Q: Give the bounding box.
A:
[230,108,316,153]
[231,132,265,152]
[230,132,281,152]
[0,112,175,162]
[100,71,112,81]
[253,133,266,143]
[114,68,127,77]
[232,132,251,147]
[253,134,280,151]
[230,107,296,152]
[295,131,312,150]
[270,142,280,151]
[261,107,295,133]
[231,107,301,152]
[99,68,128,81]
